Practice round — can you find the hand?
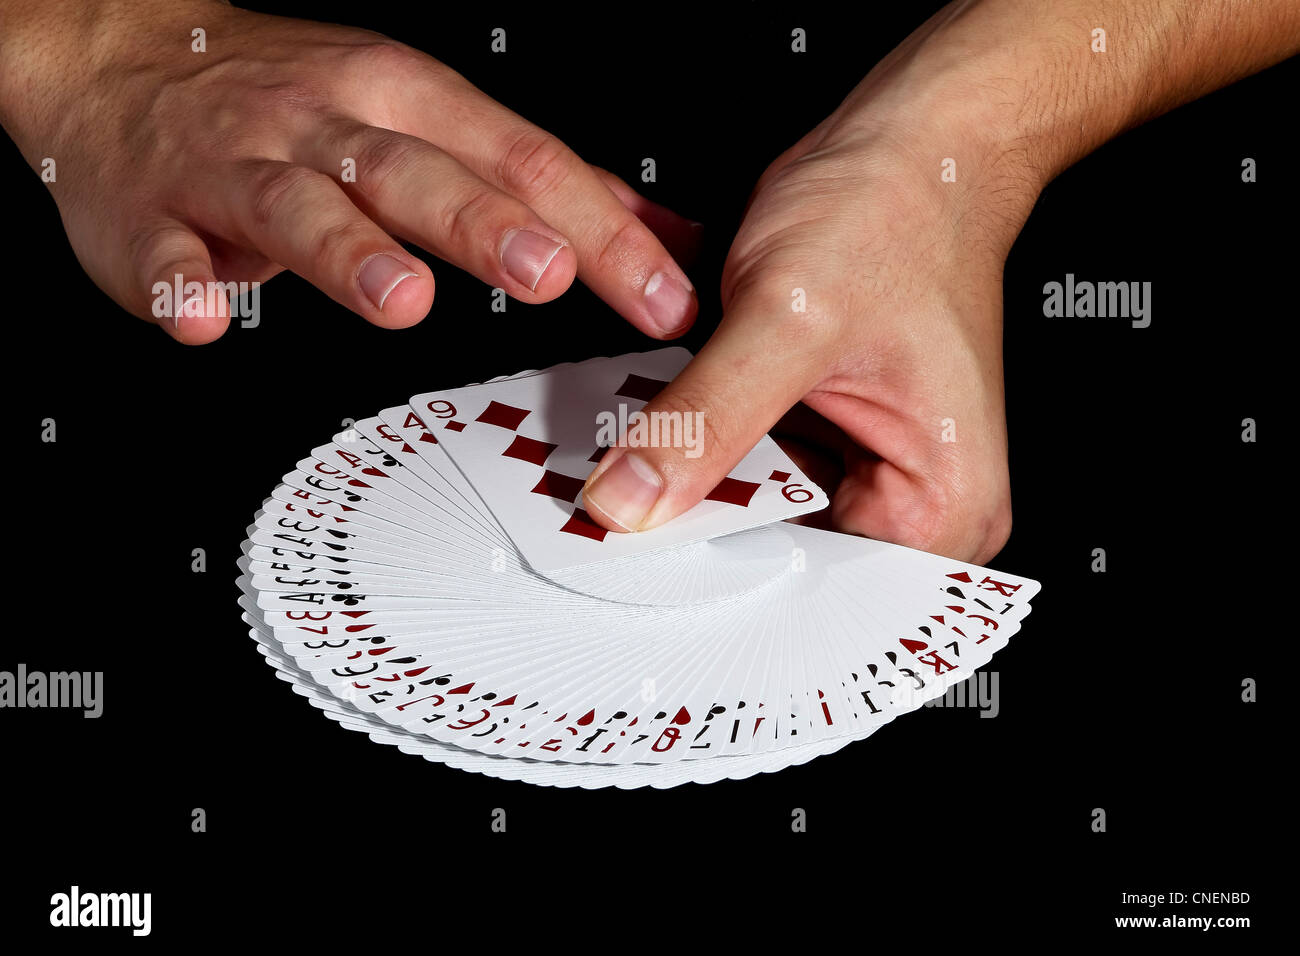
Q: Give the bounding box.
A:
[0,0,699,343]
[583,9,1033,564]
[584,118,1022,563]
[582,0,1299,562]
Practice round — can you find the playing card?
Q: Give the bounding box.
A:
[236,349,1040,787]
[409,348,829,573]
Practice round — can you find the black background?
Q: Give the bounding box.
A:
[2,1,1289,943]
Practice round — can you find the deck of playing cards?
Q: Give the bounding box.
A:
[237,348,1040,789]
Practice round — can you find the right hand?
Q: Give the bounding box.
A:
[0,0,699,343]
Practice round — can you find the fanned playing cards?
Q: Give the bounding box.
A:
[237,348,1040,788]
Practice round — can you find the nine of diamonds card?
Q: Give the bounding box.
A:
[238,347,1040,789]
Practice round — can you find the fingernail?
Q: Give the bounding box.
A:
[177,291,205,327]
[500,229,565,292]
[358,253,417,311]
[583,452,662,532]
[644,271,693,334]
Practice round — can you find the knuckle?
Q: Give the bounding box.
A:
[591,216,643,275]
[885,482,969,559]
[440,187,499,254]
[309,218,375,269]
[783,295,838,341]
[249,164,326,230]
[644,384,732,472]
[496,128,573,202]
[728,266,840,344]
[351,133,422,197]
[334,39,459,125]
[979,498,1014,560]
[910,473,1013,562]
[346,39,428,78]
[125,222,181,276]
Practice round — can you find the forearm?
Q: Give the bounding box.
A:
[823,0,1298,219]
[989,0,1298,180]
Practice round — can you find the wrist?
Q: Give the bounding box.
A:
[833,0,1300,208]
[814,11,1070,257]
[847,2,1136,183]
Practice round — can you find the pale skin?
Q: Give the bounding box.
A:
[1,0,1296,562]
[0,0,702,341]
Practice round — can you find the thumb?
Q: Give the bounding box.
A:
[581,312,821,533]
